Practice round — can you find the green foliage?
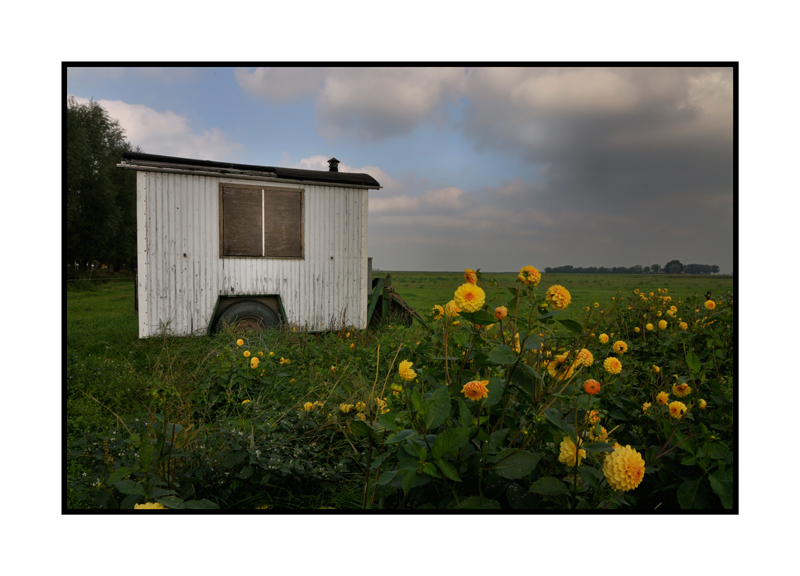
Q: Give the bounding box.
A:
[67,277,734,510]
[67,96,138,271]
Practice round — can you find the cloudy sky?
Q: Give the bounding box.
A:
[67,66,734,273]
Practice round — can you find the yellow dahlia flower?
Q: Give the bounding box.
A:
[599,333,609,344]
[603,444,645,491]
[612,340,628,354]
[576,348,593,367]
[590,426,608,442]
[339,403,354,413]
[679,321,688,330]
[461,380,489,401]
[603,357,622,375]
[634,327,640,333]
[355,401,366,412]
[464,268,477,285]
[242,399,251,405]
[548,353,575,380]
[303,402,315,412]
[656,391,669,405]
[670,305,678,313]
[356,413,366,421]
[432,304,444,320]
[545,285,571,310]
[236,339,244,346]
[669,401,687,419]
[445,300,460,318]
[672,382,692,398]
[494,306,508,320]
[134,502,168,509]
[243,350,251,357]
[585,410,600,425]
[583,379,600,395]
[658,320,668,330]
[398,360,417,382]
[704,300,716,310]
[646,323,654,331]
[517,265,541,286]
[642,402,651,414]
[269,351,275,357]
[652,365,660,373]
[250,357,259,369]
[698,399,707,409]
[511,333,521,354]
[454,283,486,313]
[558,436,586,467]
[634,289,639,294]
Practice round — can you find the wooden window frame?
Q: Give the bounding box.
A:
[219,183,305,259]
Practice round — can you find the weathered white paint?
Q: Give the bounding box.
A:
[135,171,372,338]
[136,171,149,336]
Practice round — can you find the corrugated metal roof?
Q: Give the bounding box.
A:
[121,151,381,188]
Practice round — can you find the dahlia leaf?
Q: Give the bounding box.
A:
[456,496,501,509]
[677,478,709,509]
[583,441,614,453]
[435,458,461,482]
[489,344,518,365]
[431,427,471,460]
[709,469,733,509]
[557,318,582,334]
[529,477,570,496]
[489,449,541,480]
[423,385,451,431]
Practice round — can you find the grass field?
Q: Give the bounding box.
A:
[66,273,734,510]
[375,271,734,321]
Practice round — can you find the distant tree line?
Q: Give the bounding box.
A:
[544,260,720,275]
[66,97,139,274]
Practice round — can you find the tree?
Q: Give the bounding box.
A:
[67,97,138,272]
[651,263,661,274]
[643,265,651,274]
[709,265,720,274]
[664,259,684,274]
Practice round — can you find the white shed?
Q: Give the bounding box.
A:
[118,152,381,338]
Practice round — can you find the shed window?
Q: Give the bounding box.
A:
[220,184,304,258]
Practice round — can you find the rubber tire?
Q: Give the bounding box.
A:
[214,300,281,333]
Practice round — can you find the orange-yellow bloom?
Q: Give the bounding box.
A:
[243,350,251,357]
[658,320,668,330]
[517,266,541,286]
[656,391,669,405]
[646,323,654,331]
[398,360,417,382]
[599,333,609,344]
[698,399,707,409]
[603,444,645,491]
[672,382,692,398]
[612,340,628,354]
[548,353,575,380]
[545,285,571,310]
[494,306,508,320]
[642,402,652,414]
[669,401,687,419]
[432,304,444,320]
[583,379,601,395]
[464,268,477,285]
[576,348,593,367]
[303,402,315,412]
[250,357,259,369]
[454,283,486,313]
[704,300,716,311]
[558,436,586,467]
[134,502,168,509]
[461,380,489,401]
[445,300,460,318]
[603,357,622,375]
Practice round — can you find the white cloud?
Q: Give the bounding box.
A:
[71,96,242,160]
[235,67,326,103]
[238,67,466,140]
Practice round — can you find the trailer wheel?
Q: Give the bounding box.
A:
[214,300,281,333]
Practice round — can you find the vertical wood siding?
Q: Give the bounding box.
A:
[139,172,368,337]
